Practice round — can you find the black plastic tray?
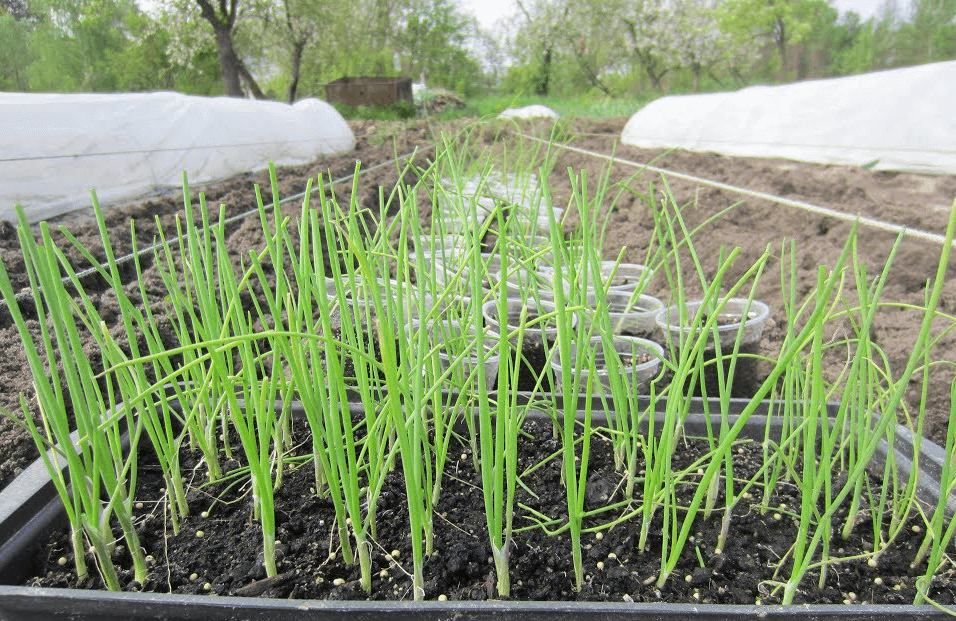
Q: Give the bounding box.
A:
[0,396,953,620]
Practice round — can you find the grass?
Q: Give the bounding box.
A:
[1,120,955,608]
[450,93,654,120]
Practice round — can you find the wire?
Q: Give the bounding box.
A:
[0,138,340,164]
[517,132,956,247]
[3,148,429,306]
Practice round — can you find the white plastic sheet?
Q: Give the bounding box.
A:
[498,104,559,120]
[621,61,956,175]
[0,91,356,222]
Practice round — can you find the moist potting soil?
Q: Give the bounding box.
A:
[22,414,954,606]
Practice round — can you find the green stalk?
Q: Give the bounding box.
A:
[784,203,956,604]
[656,221,858,590]
[0,205,145,589]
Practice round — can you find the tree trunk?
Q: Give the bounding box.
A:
[572,38,613,95]
[287,39,306,103]
[237,58,267,99]
[776,16,788,82]
[214,26,244,97]
[538,46,552,95]
[196,0,264,98]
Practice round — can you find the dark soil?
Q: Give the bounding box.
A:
[26,414,954,605]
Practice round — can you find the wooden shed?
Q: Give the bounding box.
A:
[324,76,413,108]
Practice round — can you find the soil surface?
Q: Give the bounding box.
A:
[2,115,955,603]
[27,414,955,605]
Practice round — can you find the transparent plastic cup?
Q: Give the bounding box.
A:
[601,261,655,292]
[585,291,665,338]
[655,298,770,351]
[551,335,665,394]
[407,318,500,390]
[481,298,575,346]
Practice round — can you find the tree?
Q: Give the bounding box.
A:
[0,0,35,89]
[275,0,325,102]
[664,0,735,91]
[0,0,31,19]
[25,0,147,91]
[193,0,265,97]
[395,0,478,89]
[616,0,671,90]
[719,0,831,81]
[896,0,956,64]
[557,0,618,94]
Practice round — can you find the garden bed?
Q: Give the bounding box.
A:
[0,116,954,617]
[0,117,953,492]
[1,400,953,613]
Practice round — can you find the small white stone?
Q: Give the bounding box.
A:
[135,502,144,510]
[595,532,603,541]
[57,557,67,566]
[607,552,617,560]
[196,530,205,538]
[379,569,389,578]
[391,549,401,558]
[333,578,345,586]
[874,577,884,586]
[438,594,448,601]
[200,511,209,519]
[203,583,212,591]
[685,575,692,583]
[596,562,605,570]
[189,573,199,582]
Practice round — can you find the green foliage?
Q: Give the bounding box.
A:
[0,12,33,89]
[895,0,956,65]
[1,0,954,108]
[332,99,417,121]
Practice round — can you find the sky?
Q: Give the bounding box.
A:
[460,0,887,29]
